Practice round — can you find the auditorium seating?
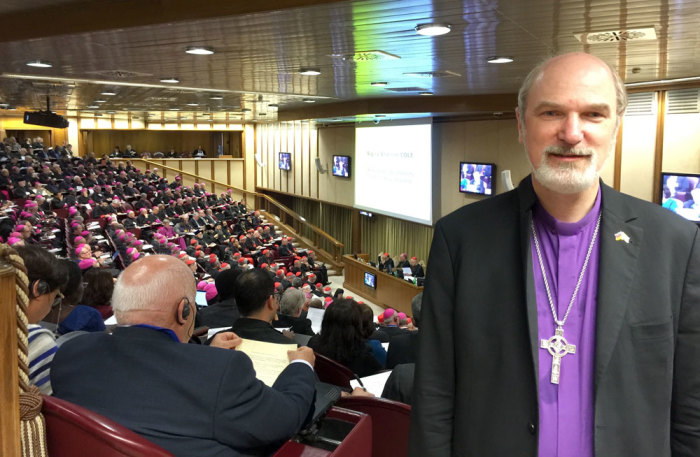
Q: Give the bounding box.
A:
[314,352,356,389]
[42,395,174,457]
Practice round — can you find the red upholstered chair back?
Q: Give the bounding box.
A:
[314,352,355,389]
[337,396,411,457]
[42,395,174,457]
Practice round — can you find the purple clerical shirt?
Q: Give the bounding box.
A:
[531,189,601,457]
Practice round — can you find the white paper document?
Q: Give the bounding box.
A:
[236,338,297,387]
[350,370,393,397]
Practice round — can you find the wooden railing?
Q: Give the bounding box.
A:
[112,159,345,265]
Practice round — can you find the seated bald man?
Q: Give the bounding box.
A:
[51,255,316,457]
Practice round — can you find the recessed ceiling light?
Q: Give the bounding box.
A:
[487,56,514,64]
[107,111,116,114]
[302,98,316,103]
[371,81,388,87]
[160,77,180,84]
[210,95,223,100]
[100,91,117,96]
[418,91,434,96]
[299,68,321,76]
[94,99,107,103]
[186,103,199,106]
[169,107,180,111]
[26,60,53,68]
[87,105,100,109]
[415,23,451,36]
[185,46,214,55]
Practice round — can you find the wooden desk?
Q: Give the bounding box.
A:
[342,255,422,315]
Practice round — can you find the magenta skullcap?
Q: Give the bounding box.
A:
[133,240,143,246]
[69,207,78,215]
[132,251,140,259]
[81,230,90,236]
[126,247,135,255]
[15,224,25,232]
[74,236,86,245]
[7,237,21,246]
[79,258,96,270]
[118,233,126,241]
[382,308,396,320]
[204,283,218,302]
[75,244,87,256]
[197,280,208,290]
[10,232,22,239]
[397,312,407,320]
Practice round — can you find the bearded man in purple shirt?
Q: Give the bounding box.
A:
[410,52,699,457]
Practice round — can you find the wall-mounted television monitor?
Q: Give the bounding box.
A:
[459,162,495,196]
[364,271,377,289]
[660,172,700,222]
[332,155,351,178]
[279,152,291,171]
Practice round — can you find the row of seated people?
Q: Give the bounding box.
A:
[16,241,419,456]
[374,251,426,280]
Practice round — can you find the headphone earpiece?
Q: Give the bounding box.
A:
[33,280,51,298]
[181,298,191,319]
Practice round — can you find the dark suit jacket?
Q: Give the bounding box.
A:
[385,331,419,369]
[410,176,700,457]
[231,317,295,345]
[273,314,315,336]
[51,326,315,457]
[196,297,240,329]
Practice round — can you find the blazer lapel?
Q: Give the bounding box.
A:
[594,185,642,389]
[517,176,541,393]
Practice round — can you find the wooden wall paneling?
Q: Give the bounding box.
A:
[652,90,667,204]
[310,123,318,200]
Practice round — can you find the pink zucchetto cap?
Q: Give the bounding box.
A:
[75,244,86,256]
[382,308,396,320]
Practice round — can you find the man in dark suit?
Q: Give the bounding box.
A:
[273,287,315,336]
[196,268,242,329]
[51,255,316,457]
[225,268,296,344]
[410,53,700,457]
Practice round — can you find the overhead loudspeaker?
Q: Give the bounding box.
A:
[315,158,327,174]
[501,169,515,191]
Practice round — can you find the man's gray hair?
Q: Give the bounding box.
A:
[112,261,194,321]
[517,54,628,129]
[280,287,305,315]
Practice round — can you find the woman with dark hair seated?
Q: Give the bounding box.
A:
[15,244,68,394]
[308,298,383,378]
[81,268,115,319]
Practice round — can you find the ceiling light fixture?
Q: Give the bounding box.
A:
[169,107,180,111]
[86,105,99,109]
[299,68,321,76]
[418,91,434,96]
[26,60,53,68]
[415,23,451,36]
[160,77,180,84]
[100,91,117,96]
[487,56,514,64]
[94,99,107,103]
[186,103,199,106]
[371,81,388,87]
[210,95,223,100]
[302,98,316,103]
[185,46,214,55]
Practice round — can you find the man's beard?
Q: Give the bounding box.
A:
[531,146,599,194]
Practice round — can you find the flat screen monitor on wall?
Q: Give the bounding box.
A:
[332,155,351,178]
[459,162,495,196]
[354,121,433,225]
[279,152,291,171]
[660,172,700,222]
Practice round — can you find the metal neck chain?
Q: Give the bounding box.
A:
[530,212,601,328]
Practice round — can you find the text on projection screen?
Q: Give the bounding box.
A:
[354,123,432,225]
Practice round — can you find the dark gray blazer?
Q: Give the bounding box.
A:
[409,176,700,457]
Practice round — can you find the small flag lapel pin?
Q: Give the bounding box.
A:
[614,231,630,244]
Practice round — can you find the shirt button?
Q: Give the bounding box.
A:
[528,422,536,435]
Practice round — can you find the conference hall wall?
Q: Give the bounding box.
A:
[83,130,242,158]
